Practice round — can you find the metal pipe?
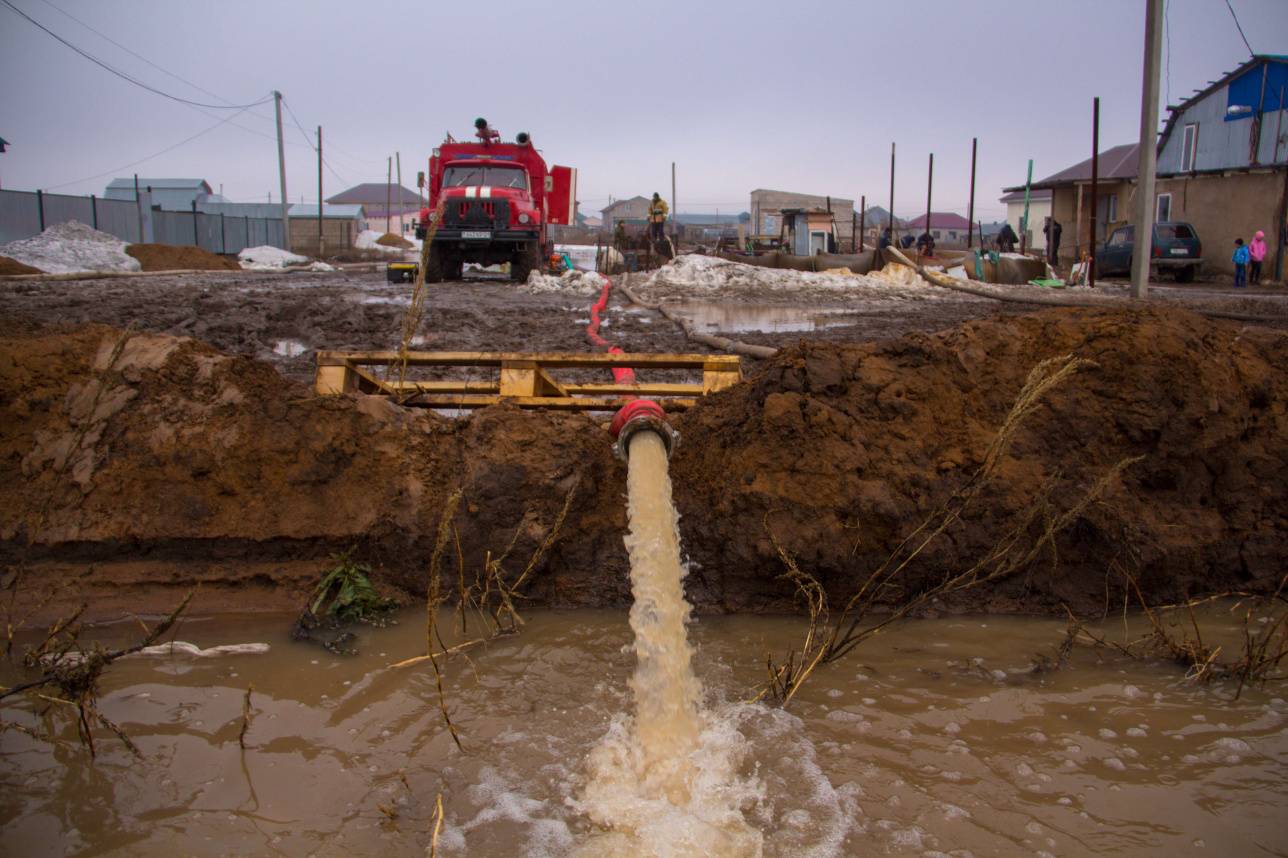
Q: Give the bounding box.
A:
[967,137,977,249]
[924,153,933,253]
[36,189,44,232]
[610,399,676,461]
[1090,97,1100,289]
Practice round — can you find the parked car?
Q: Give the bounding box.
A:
[1095,222,1202,281]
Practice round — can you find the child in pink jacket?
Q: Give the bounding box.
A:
[1249,230,1267,285]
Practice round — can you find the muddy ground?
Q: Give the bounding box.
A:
[1,267,1287,624]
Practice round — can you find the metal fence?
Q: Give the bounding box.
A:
[0,188,284,254]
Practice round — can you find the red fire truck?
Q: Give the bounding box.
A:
[411,119,577,283]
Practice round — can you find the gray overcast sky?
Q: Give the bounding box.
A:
[2,0,1286,221]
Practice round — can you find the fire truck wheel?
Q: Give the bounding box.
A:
[423,244,445,283]
[511,242,540,283]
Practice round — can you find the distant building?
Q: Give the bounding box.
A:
[287,203,368,254]
[1155,54,1287,275]
[1003,143,1139,265]
[105,177,213,210]
[327,182,422,234]
[749,189,854,244]
[998,189,1053,251]
[781,208,838,255]
[903,212,973,247]
[601,196,652,230]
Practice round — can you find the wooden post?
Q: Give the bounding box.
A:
[386,156,392,236]
[318,126,324,257]
[36,189,44,232]
[966,137,977,248]
[91,194,98,230]
[191,199,199,247]
[858,195,865,252]
[889,142,897,245]
[396,151,404,235]
[1090,96,1100,288]
[1020,159,1033,254]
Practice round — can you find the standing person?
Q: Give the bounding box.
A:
[997,221,1019,253]
[1249,229,1267,285]
[1043,217,1063,266]
[647,192,668,246]
[1232,238,1249,288]
[879,225,892,249]
[613,218,628,252]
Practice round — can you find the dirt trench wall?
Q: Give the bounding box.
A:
[2,307,1286,618]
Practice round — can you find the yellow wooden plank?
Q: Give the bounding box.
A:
[499,366,537,397]
[316,349,740,370]
[405,394,699,411]
[314,365,352,395]
[702,369,741,393]
[563,382,705,396]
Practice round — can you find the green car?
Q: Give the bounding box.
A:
[1096,222,1203,282]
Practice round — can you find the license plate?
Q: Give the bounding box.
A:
[462,230,491,239]
[1169,248,1188,255]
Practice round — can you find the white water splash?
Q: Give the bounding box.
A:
[573,430,765,856]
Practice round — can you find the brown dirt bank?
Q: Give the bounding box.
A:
[125,243,241,272]
[1,306,1284,622]
[0,255,42,275]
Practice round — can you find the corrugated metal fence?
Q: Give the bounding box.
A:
[0,189,284,254]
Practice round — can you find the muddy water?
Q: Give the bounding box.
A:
[668,301,866,334]
[2,608,1287,856]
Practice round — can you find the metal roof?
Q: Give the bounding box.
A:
[288,203,365,218]
[1158,54,1288,156]
[905,212,972,230]
[998,189,1053,203]
[326,183,421,205]
[1004,143,1139,192]
[106,177,211,191]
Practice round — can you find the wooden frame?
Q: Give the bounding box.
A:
[314,350,741,411]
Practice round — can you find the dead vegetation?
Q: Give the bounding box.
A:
[0,585,194,756]
[391,478,578,751]
[1061,565,1288,699]
[755,355,1141,707]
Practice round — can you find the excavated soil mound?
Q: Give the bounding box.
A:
[1,306,1284,619]
[126,243,241,272]
[0,255,41,275]
[376,232,414,249]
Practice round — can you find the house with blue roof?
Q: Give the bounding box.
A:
[104,177,213,210]
[1154,54,1287,276]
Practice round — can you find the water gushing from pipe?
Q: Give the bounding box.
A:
[574,428,763,856]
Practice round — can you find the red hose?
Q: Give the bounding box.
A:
[586,274,635,385]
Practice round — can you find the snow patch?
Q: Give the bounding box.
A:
[238,245,309,269]
[355,230,408,254]
[522,268,605,296]
[0,221,141,274]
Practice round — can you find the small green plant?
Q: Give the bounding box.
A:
[309,550,395,623]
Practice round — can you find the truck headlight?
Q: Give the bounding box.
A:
[518,213,530,224]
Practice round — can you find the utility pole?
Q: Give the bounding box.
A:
[1130,0,1164,299]
[858,194,865,252]
[396,151,404,235]
[274,90,290,251]
[386,156,393,236]
[967,137,978,249]
[317,125,324,257]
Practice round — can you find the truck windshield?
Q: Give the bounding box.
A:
[443,165,528,190]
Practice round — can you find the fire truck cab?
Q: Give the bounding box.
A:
[415,119,577,283]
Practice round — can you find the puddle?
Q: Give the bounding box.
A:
[271,339,308,358]
[2,607,1285,856]
[667,301,866,334]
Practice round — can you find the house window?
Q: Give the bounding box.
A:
[1107,194,1118,223]
[1156,193,1172,223]
[1181,123,1198,171]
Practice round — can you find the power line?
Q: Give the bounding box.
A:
[1,0,273,110]
[43,105,256,191]
[1224,0,1254,57]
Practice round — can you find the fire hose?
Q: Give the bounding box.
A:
[584,273,676,459]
